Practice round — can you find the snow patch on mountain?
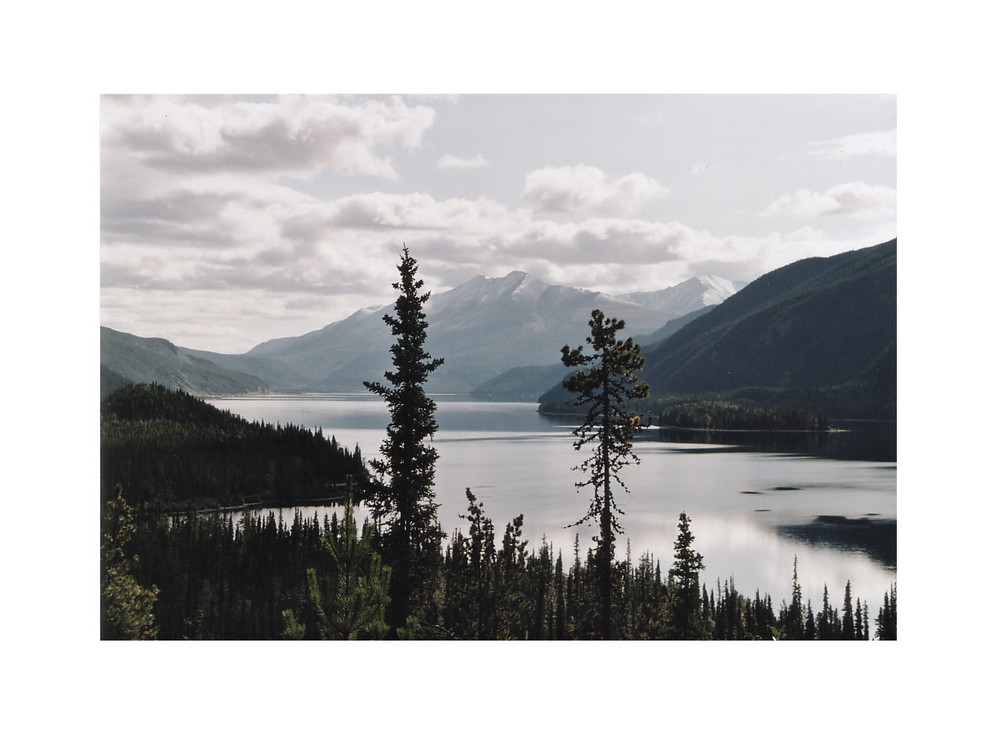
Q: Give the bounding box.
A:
[618,275,739,314]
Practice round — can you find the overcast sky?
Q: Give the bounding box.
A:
[101,94,896,353]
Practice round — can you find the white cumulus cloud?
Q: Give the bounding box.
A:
[101,94,436,181]
[437,153,490,169]
[808,128,897,161]
[522,164,668,216]
[761,181,896,219]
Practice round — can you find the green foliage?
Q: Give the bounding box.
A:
[666,512,710,639]
[658,400,828,431]
[284,493,392,640]
[395,616,421,640]
[363,246,446,627]
[442,489,498,638]
[101,382,366,511]
[101,488,159,640]
[561,308,650,639]
[133,509,332,639]
[281,608,306,640]
[122,494,891,640]
[877,583,897,640]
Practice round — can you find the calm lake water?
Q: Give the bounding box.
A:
[207,394,897,615]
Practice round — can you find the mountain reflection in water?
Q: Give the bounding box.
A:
[654,420,896,462]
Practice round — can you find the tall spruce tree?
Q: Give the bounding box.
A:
[667,512,709,639]
[364,246,445,629]
[876,583,897,640]
[786,555,805,639]
[842,580,855,640]
[561,309,649,639]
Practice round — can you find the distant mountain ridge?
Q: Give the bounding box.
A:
[100,327,268,398]
[100,270,741,397]
[541,239,897,419]
[239,271,681,393]
[618,275,739,314]
[471,304,719,401]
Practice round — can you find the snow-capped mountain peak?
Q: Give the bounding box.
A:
[617,275,739,314]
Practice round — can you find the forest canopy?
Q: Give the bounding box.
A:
[101,383,367,511]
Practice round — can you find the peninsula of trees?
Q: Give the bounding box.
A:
[101,382,366,512]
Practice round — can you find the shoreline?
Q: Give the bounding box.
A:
[166,493,347,517]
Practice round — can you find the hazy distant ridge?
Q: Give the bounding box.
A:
[100,271,750,398]
[100,327,267,398]
[239,271,686,393]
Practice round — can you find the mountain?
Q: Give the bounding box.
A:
[472,305,719,401]
[101,382,365,510]
[100,326,268,397]
[636,304,717,348]
[541,239,897,419]
[100,269,756,398]
[618,275,739,314]
[470,363,575,402]
[236,271,676,394]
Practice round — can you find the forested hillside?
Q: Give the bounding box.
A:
[541,240,896,419]
[101,383,366,511]
[101,327,267,397]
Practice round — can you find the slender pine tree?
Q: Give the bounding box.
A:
[561,309,649,639]
[842,580,855,640]
[784,555,805,639]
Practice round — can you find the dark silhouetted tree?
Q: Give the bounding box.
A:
[667,512,710,639]
[876,583,897,640]
[784,555,805,639]
[364,246,445,628]
[842,580,855,640]
[561,309,649,639]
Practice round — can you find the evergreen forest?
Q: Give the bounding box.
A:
[101,369,896,641]
[105,474,896,640]
[101,383,366,511]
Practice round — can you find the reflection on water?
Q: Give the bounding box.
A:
[777,516,897,569]
[208,396,897,612]
[655,421,896,462]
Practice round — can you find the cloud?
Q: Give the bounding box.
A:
[808,128,896,161]
[437,153,490,169]
[282,192,529,239]
[99,96,896,352]
[101,95,436,181]
[100,175,886,351]
[760,181,896,219]
[522,164,668,216]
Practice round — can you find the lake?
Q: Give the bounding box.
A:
[207,394,897,616]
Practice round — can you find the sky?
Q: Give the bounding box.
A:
[100,94,896,353]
